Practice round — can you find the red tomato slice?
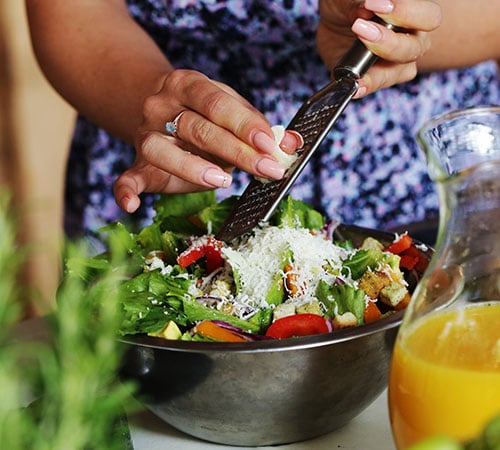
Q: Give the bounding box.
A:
[265,314,330,339]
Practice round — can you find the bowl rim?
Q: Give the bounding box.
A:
[117,308,404,354]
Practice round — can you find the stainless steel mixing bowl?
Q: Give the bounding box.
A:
[119,224,432,446]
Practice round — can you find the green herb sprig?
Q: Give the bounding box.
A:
[0,192,137,450]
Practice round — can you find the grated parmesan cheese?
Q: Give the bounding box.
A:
[221,226,351,310]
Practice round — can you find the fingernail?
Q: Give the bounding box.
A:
[256,157,286,179]
[355,86,368,98]
[203,168,233,188]
[364,0,394,14]
[253,131,277,154]
[280,131,304,153]
[352,18,382,42]
[122,195,140,213]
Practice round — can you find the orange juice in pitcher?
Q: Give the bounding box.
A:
[388,107,500,449]
[389,303,500,448]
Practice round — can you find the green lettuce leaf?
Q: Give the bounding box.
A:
[182,298,261,334]
[342,248,384,280]
[316,280,365,325]
[117,270,191,334]
[272,196,325,230]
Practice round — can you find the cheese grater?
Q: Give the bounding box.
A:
[216,20,394,241]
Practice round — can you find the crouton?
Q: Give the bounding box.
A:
[332,312,358,330]
[380,282,410,309]
[358,270,391,299]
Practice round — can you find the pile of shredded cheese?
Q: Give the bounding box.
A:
[220,226,352,313]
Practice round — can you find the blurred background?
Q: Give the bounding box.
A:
[1,1,75,315]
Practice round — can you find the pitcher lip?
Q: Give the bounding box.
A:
[418,105,500,181]
[419,106,500,131]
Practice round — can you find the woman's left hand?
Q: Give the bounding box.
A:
[317,0,442,97]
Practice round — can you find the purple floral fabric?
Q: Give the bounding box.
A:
[65,0,500,250]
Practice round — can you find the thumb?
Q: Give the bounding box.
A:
[113,168,146,213]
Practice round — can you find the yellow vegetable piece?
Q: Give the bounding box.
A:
[148,320,182,340]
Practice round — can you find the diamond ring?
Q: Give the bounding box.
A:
[165,110,186,138]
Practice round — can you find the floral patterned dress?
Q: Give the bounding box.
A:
[65,0,500,250]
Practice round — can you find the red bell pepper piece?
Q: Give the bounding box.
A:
[204,240,225,273]
[177,245,206,268]
[399,243,429,272]
[265,314,330,339]
[177,237,224,273]
[399,254,419,270]
[385,233,413,255]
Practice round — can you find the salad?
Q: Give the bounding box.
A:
[66,192,428,342]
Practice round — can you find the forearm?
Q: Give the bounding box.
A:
[418,0,500,72]
[26,0,172,144]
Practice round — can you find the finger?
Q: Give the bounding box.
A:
[166,70,280,155]
[166,111,287,180]
[280,130,304,154]
[114,165,210,213]
[213,80,305,153]
[363,0,442,31]
[354,60,417,97]
[352,19,430,63]
[139,131,236,188]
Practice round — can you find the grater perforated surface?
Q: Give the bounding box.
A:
[215,76,358,241]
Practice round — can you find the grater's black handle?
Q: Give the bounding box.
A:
[333,17,395,80]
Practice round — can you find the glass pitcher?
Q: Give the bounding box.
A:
[388,106,500,449]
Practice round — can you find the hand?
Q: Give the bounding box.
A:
[317,0,442,97]
[113,69,303,213]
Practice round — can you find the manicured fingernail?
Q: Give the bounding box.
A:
[352,18,383,42]
[364,0,394,14]
[256,157,286,179]
[253,131,277,154]
[203,168,232,188]
[355,86,368,98]
[122,195,140,213]
[280,131,304,153]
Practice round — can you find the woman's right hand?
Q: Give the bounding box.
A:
[114,69,303,213]
[317,0,442,97]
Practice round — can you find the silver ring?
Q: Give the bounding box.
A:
[165,110,186,137]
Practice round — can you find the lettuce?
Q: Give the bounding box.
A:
[182,298,262,334]
[117,270,191,334]
[272,196,325,230]
[342,248,384,280]
[316,280,366,325]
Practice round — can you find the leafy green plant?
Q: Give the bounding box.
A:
[0,193,137,450]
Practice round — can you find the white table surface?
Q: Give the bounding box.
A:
[128,389,396,450]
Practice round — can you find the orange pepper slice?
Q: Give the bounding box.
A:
[195,320,247,343]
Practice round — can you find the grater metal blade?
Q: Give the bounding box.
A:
[215,19,393,241]
[215,76,357,241]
